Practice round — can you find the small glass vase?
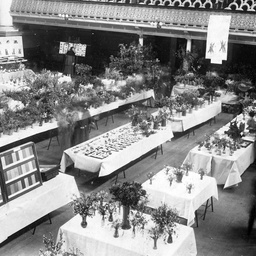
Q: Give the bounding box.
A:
[176,173,183,183]
[122,205,131,230]
[113,227,119,238]
[149,178,153,185]
[161,119,166,127]
[81,215,87,228]
[108,211,113,222]
[167,233,173,244]
[200,174,204,180]
[153,237,158,250]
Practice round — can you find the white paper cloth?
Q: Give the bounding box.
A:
[58,213,197,256]
[143,169,218,226]
[0,173,79,243]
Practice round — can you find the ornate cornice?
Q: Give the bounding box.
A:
[10,0,256,44]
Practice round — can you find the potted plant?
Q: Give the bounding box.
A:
[109,181,147,229]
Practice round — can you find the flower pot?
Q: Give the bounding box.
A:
[122,205,131,230]
[182,110,186,116]
[113,227,119,238]
[81,215,87,228]
[161,119,166,127]
[153,122,159,130]
[167,234,173,244]
[176,173,183,183]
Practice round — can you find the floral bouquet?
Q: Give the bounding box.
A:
[182,162,193,176]
[186,182,195,194]
[167,173,175,186]
[109,181,147,208]
[151,203,179,234]
[173,166,184,183]
[198,168,205,180]
[147,171,155,184]
[70,193,96,218]
[96,190,109,206]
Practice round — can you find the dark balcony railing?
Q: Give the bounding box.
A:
[14,0,256,12]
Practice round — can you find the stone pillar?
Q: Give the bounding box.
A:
[186,38,192,52]
[139,34,143,46]
[0,0,19,36]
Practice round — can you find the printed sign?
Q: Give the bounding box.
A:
[205,15,231,64]
[59,42,87,57]
[0,36,24,58]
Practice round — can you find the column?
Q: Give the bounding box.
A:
[186,38,192,52]
[0,0,19,36]
[139,34,143,46]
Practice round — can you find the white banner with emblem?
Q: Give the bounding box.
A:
[0,36,24,58]
[205,15,231,64]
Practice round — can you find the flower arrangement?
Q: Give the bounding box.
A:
[151,203,179,236]
[198,168,205,179]
[96,190,109,206]
[109,181,147,208]
[224,119,245,140]
[167,173,175,186]
[182,162,193,176]
[148,225,163,249]
[70,193,96,218]
[126,105,147,126]
[186,182,195,193]
[39,232,84,256]
[147,171,155,184]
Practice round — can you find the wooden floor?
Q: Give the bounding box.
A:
[1,109,256,256]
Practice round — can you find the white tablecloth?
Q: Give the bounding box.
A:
[58,214,197,256]
[143,168,218,226]
[183,114,255,188]
[60,122,174,176]
[171,84,202,96]
[170,100,222,132]
[0,90,155,150]
[0,173,79,244]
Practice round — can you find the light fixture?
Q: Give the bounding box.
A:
[58,13,70,21]
[150,19,163,29]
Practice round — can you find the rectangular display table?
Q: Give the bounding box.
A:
[183,114,255,188]
[170,100,222,132]
[58,213,197,256]
[60,122,173,177]
[0,173,79,244]
[143,168,218,226]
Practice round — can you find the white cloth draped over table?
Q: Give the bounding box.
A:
[170,100,222,132]
[143,169,218,226]
[183,113,255,188]
[60,122,174,176]
[0,90,155,150]
[0,173,79,244]
[58,213,197,256]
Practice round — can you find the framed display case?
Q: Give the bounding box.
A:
[0,142,42,203]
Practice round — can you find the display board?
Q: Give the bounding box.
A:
[59,41,87,57]
[0,142,42,202]
[0,36,24,58]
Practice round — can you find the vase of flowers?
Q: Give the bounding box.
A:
[182,162,193,176]
[147,171,155,185]
[198,168,205,180]
[150,203,178,247]
[186,182,194,194]
[111,219,122,238]
[109,181,147,230]
[70,193,96,228]
[148,225,162,250]
[173,167,184,183]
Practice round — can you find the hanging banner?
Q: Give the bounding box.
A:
[59,42,87,57]
[205,15,231,64]
[0,36,24,58]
